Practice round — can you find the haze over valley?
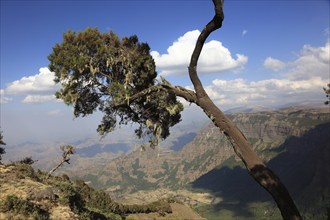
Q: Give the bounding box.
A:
[3,105,329,219]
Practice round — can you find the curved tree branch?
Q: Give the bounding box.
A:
[187,1,302,219]
[113,84,197,109]
[189,0,224,99]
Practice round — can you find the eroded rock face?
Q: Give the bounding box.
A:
[74,107,330,196]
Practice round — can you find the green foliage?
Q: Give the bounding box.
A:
[2,158,172,219]
[0,195,49,219]
[0,129,5,162]
[324,83,330,105]
[15,163,39,180]
[48,28,183,145]
[46,178,113,219]
[0,147,5,162]
[17,156,35,165]
[61,145,75,156]
[73,179,170,217]
[0,129,5,145]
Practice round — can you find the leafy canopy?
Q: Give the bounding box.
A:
[48,28,183,146]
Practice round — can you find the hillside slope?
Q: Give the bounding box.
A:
[72,106,330,219]
[80,107,329,194]
[0,163,203,220]
[192,121,330,219]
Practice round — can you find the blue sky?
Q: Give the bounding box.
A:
[1,0,329,145]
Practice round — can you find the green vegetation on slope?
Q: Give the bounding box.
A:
[0,162,172,220]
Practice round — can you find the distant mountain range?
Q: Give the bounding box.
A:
[56,106,329,219]
[5,105,329,219]
[192,117,330,219]
[224,105,275,113]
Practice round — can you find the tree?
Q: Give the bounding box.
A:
[46,145,75,179]
[48,29,183,147]
[0,129,6,163]
[17,157,35,165]
[324,83,330,105]
[48,1,301,219]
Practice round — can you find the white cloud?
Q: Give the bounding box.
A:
[5,67,58,95]
[2,67,59,104]
[264,40,329,79]
[287,40,330,80]
[151,30,248,76]
[263,57,286,71]
[204,77,325,109]
[22,95,56,104]
[199,41,330,109]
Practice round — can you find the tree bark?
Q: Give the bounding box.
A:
[186,1,302,219]
[114,1,302,218]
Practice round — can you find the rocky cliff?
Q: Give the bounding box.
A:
[18,106,328,219]
[80,106,329,200]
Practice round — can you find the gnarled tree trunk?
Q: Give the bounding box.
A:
[111,1,302,219]
[185,0,302,219]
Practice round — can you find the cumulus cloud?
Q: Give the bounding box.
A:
[287,40,329,80]
[204,77,325,109]
[6,67,58,95]
[263,57,286,71]
[151,30,248,76]
[200,41,330,109]
[264,40,329,80]
[2,67,59,104]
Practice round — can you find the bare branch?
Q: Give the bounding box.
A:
[113,84,197,109]
[189,0,224,99]
[186,1,302,219]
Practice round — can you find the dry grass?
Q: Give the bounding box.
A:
[0,164,49,200]
[50,205,79,220]
[127,203,206,220]
[1,163,206,220]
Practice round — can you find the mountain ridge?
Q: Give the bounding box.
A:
[71,106,329,192]
[3,106,328,219]
[75,106,329,219]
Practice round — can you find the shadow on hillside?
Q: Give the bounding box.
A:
[170,132,197,151]
[191,122,330,218]
[267,122,330,204]
[192,164,273,218]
